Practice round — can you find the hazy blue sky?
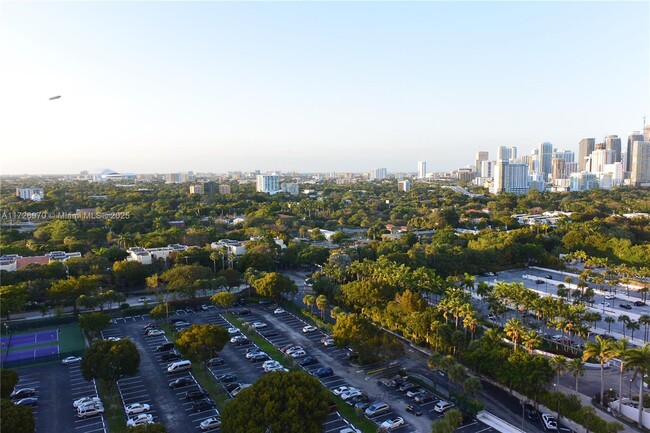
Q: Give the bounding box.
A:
[1,1,648,175]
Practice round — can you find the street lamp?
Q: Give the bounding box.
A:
[629,378,633,399]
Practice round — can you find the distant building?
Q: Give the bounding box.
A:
[417,161,427,179]
[203,181,218,195]
[281,183,300,195]
[605,135,622,163]
[369,168,388,180]
[475,151,489,172]
[570,172,599,191]
[256,175,280,194]
[16,188,44,201]
[491,161,529,195]
[189,184,204,195]
[630,141,650,186]
[456,168,473,182]
[218,184,231,194]
[480,160,494,179]
[398,180,410,192]
[626,132,644,173]
[587,148,616,173]
[538,142,554,180]
[578,138,595,172]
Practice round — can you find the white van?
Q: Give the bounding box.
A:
[167,360,192,374]
[77,405,105,418]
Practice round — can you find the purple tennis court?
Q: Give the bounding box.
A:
[5,345,59,362]
[0,330,58,348]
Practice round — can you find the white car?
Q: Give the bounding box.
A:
[322,338,335,346]
[227,327,239,335]
[138,297,150,303]
[541,413,558,430]
[246,350,266,359]
[273,308,285,314]
[126,413,153,427]
[124,403,150,415]
[285,346,303,356]
[380,417,405,430]
[106,337,121,342]
[263,360,281,370]
[598,302,610,308]
[266,365,289,373]
[200,417,222,430]
[231,384,252,396]
[605,294,616,300]
[434,400,453,413]
[146,329,165,336]
[290,349,307,358]
[73,396,101,408]
[62,356,82,365]
[340,389,362,401]
[251,322,267,329]
[303,325,317,333]
[332,385,353,396]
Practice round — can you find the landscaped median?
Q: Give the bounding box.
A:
[224,313,378,433]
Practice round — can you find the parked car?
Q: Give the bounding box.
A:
[406,403,423,416]
[399,382,418,392]
[541,413,558,430]
[126,414,153,427]
[340,428,361,433]
[245,349,266,359]
[124,403,150,415]
[146,329,165,337]
[310,367,333,378]
[285,346,304,356]
[230,335,250,345]
[273,308,285,314]
[299,356,318,366]
[10,388,36,399]
[77,405,104,418]
[251,322,267,329]
[346,395,370,406]
[224,382,242,393]
[634,301,646,306]
[322,338,335,346]
[250,353,271,363]
[207,357,224,366]
[227,327,239,335]
[364,402,390,417]
[524,403,539,421]
[332,385,353,396]
[414,392,434,404]
[73,396,101,408]
[605,294,616,300]
[302,325,317,333]
[161,351,181,362]
[15,397,38,407]
[169,377,194,389]
[192,398,216,413]
[434,400,453,413]
[185,389,209,401]
[620,303,632,310]
[289,350,307,359]
[231,384,252,396]
[380,417,405,430]
[340,389,362,401]
[200,417,222,431]
[260,330,278,337]
[216,373,238,383]
[406,387,425,398]
[62,356,82,365]
[234,309,251,316]
[156,342,175,352]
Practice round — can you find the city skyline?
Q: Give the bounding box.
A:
[1,1,648,175]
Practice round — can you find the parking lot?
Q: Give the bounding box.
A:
[67,364,108,433]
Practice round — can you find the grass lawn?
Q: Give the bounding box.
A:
[96,381,126,432]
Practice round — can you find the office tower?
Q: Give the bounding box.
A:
[256,175,280,194]
[555,150,575,163]
[645,124,650,141]
[203,181,217,195]
[491,161,529,195]
[630,141,650,186]
[16,188,44,200]
[587,148,616,173]
[604,135,622,162]
[475,152,489,172]
[627,132,644,172]
[480,160,494,178]
[570,172,599,191]
[417,161,427,179]
[552,158,566,180]
[398,180,411,192]
[578,138,595,171]
[189,184,204,195]
[497,146,512,161]
[510,147,517,160]
[218,184,231,194]
[370,168,387,180]
[538,142,553,180]
[457,168,473,182]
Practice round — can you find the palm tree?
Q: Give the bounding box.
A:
[567,358,585,393]
[639,315,650,342]
[608,338,630,414]
[627,320,641,341]
[303,294,315,313]
[463,376,482,398]
[625,343,650,428]
[618,315,631,337]
[315,295,328,319]
[522,330,542,354]
[504,318,525,351]
[209,252,219,273]
[549,355,568,387]
[604,316,615,334]
[582,335,613,406]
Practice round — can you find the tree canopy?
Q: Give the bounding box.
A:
[0,399,35,433]
[175,324,229,366]
[252,272,297,303]
[80,339,140,394]
[0,369,19,398]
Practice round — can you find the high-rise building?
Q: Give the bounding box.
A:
[605,135,622,162]
[644,124,650,141]
[538,142,554,180]
[369,168,388,180]
[256,175,280,194]
[552,158,567,180]
[497,146,513,161]
[578,138,595,172]
[189,184,204,195]
[16,188,44,200]
[630,141,650,186]
[480,160,494,178]
[570,172,599,191]
[510,147,518,160]
[491,161,529,195]
[475,152,488,172]
[417,161,427,179]
[203,181,218,195]
[218,184,231,194]
[587,148,616,173]
[398,180,411,192]
[626,132,644,173]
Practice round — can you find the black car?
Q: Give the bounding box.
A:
[354,401,372,410]
[299,356,318,366]
[524,403,539,421]
[216,373,237,383]
[399,382,418,392]
[535,279,545,284]
[207,357,225,367]
[169,377,194,389]
[346,394,370,406]
[169,318,187,324]
[156,342,175,352]
[192,398,216,413]
[406,403,423,416]
[620,303,633,310]
[10,388,36,399]
[224,382,241,393]
[634,301,646,306]
[414,392,434,404]
[161,351,182,362]
[15,397,38,407]
[260,330,278,337]
[185,389,209,401]
[250,353,270,363]
[234,309,251,316]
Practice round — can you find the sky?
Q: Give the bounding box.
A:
[0,1,648,175]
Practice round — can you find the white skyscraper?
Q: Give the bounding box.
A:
[630,141,650,186]
[370,168,387,180]
[417,161,427,179]
[256,175,280,194]
[491,161,529,195]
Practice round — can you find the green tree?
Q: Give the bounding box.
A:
[303,294,315,313]
[160,265,214,299]
[625,343,650,428]
[567,358,585,393]
[149,303,173,322]
[504,318,524,351]
[315,294,328,319]
[549,355,568,388]
[0,369,19,398]
[0,399,35,433]
[80,339,140,394]
[0,284,27,319]
[608,338,630,414]
[211,291,236,312]
[48,275,101,315]
[252,272,297,303]
[175,324,229,368]
[113,260,150,289]
[78,312,111,339]
[220,371,330,433]
[582,335,613,407]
